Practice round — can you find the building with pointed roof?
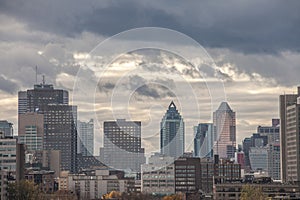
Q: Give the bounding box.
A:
[160,101,185,158]
[213,102,236,159]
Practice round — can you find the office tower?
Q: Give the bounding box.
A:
[100,119,145,172]
[0,120,13,137]
[279,86,300,182]
[257,119,280,144]
[174,157,201,193]
[160,101,185,158]
[18,82,78,173]
[237,151,245,169]
[267,143,280,180]
[242,138,251,170]
[18,112,44,151]
[18,83,68,114]
[194,123,213,158]
[141,153,175,195]
[77,119,94,156]
[249,147,268,171]
[43,105,77,173]
[213,102,236,159]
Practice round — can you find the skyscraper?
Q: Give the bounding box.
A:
[213,102,236,159]
[77,119,94,156]
[160,101,185,158]
[279,86,300,182]
[100,119,145,172]
[194,123,213,158]
[18,82,78,173]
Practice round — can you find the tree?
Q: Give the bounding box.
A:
[240,185,266,200]
[7,180,44,200]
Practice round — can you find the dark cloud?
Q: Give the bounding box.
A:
[1,0,300,53]
[0,75,18,94]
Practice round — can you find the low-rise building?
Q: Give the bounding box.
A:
[67,168,134,199]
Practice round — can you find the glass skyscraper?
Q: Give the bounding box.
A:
[213,102,236,159]
[160,101,185,158]
[194,123,213,158]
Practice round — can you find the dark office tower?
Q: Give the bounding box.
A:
[160,101,185,158]
[18,83,68,114]
[213,102,236,159]
[43,105,77,173]
[174,157,201,193]
[100,119,145,172]
[279,87,300,182]
[194,123,213,158]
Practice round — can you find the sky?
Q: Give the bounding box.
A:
[1,0,300,156]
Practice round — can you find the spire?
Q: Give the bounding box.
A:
[168,101,176,109]
[217,101,232,111]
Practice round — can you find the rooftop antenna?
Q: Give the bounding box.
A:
[35,66,38,84]
[42,75,45,85]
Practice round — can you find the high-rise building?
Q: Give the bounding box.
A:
[77,119,94,156]
[0,132,16,171]
[257,119,280,144]
[174,157,201,193]
[213,102,236,159]
[141,153,175,195]
[249,147,268,171]
[279,86,300,182]
[18,82,78,173]
[194,123,213,158]
[160,101,185,158]
[18,83,68,114]
[267,143,280,180]
[18,112,44,151]
[100,119,145,172]
[0,120,13,137]
[43,105,77,173]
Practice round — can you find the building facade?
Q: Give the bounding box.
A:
[160,101,185,158]
[194,123,213,158]
[213,102,236,159]
[141,153,175,195]
[0,120,13,137]
[77,119,94,156]
[100,119,145,172]
[279,87,300,182]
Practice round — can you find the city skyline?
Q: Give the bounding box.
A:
[1,1,300,156]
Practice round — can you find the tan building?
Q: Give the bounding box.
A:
[18,112,44,151]
[141,153,175,195]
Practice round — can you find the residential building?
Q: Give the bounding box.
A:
[77,119,94,156]
[160,101,185,158]
[194,123,213,158]
[267,143,280,180]
[0,132,16,171]
[279,87,300,182]
[100,119,145,172]
[213,102,236,159]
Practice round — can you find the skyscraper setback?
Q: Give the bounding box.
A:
[213,102,236,159]
[18,82,78,172]
[160,101,185,158]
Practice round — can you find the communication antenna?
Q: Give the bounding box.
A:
[35,66,38,84]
